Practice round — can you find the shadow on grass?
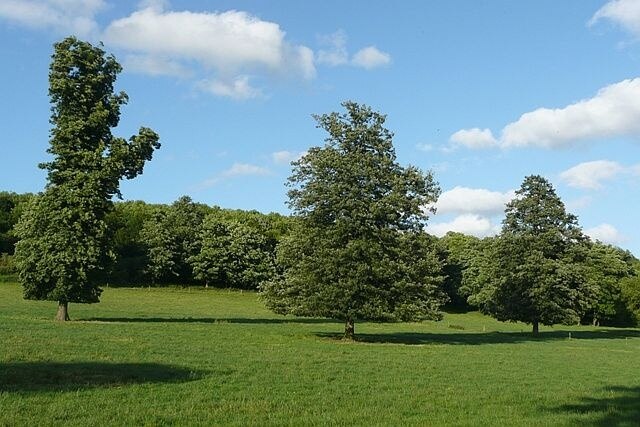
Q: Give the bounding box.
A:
[316,328,640,345]
[85,317,339,324]
[550,386,640,426]
[0,362,207,393]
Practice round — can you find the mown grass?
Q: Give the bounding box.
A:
[1,282,639,426]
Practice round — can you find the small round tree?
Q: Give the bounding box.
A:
[14,37,160,320]
[260,102,445,339]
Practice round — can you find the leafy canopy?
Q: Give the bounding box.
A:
[261,102,445,334]
[15,36,160,305]
[479,175,590,331]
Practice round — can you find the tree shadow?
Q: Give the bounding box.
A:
[316,328,640,345]
[0,362,209,393]
[549,386,640,426]
[85,317,339,325]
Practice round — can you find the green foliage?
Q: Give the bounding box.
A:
[104,200,158,284]
[437,232,494,309]
[620,265,640,325]
[141,196,207,284]
[261,102,445,336]
[14,37,159,309]
[0,253,16,275]
[479,175,590,332]
[0,192,34,254]
[189,215,276,289]
[582,242,635,326]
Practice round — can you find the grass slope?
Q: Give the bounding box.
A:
[1,282,639,426]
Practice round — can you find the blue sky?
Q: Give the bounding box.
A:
[1,0,639,255]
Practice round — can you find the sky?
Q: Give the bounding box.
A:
[0,0,639,255]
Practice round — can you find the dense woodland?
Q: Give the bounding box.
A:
[2,189,639,327]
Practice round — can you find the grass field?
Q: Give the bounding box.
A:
[1,282,639,426]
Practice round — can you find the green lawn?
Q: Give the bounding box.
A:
[1,282,639,426]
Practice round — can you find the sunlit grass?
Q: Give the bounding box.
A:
[1,282,638,426]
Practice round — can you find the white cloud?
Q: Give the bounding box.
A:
[428,214,500,238]
[560,160,624,190]
[585,223,626,245]
[0,0,105,36]
[197,162,271,189]
[221,163,271,178]
[317,31,391,70]
[103,6,316,97]
[590,0,640,37]
[560,160,640,190]
[450,128,498,149]
[271,150,306,165]
[451,78,640,149]
[351,46,391,69]
[197,76,262,100]
[124,54,190,78]
[317,30,349,66]
[416,143,434,152]
[432,186,515,215]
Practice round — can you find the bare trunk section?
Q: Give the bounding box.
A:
[532,321,539,335]
[344,317,355,340]
[55,301,70,321]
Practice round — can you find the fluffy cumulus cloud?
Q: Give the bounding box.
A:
[351,46,391,69]
[432,186,515,215]
[0,0,105,36]
[560,160,624,190]
[428,214,500,238]
[590,0,640,37]
[197,76,262,100]
[451,78,640,149]
[449,128,498,149]
[426,186,513,238]
[585,223,626,245]
[2,3,391,98]
[317,30,391,69]
[103,6,316,82]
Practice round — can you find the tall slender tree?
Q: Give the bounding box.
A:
[14,37,160,320]
[261,102,445,339]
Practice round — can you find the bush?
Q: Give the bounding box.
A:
[0,253,16,275]
[620,275,640,326]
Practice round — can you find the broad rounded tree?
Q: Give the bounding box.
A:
[260,102,445,339]
[14,37,160,320]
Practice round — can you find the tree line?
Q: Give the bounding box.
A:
[3,188,638,330]
[3,36,639,337]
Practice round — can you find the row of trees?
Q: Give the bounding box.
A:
[5,36,640,338]
[107,197,290,289]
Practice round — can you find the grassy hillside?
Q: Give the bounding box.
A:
[1,282,639,426]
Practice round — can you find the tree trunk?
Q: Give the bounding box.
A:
[55,301,70,321]
[532,321,539,335]
[344,317,355,340]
